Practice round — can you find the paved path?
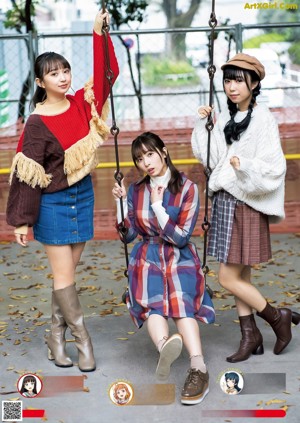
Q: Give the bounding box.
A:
[0,234,299,422]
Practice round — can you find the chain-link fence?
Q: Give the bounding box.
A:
[1,22,300,238]
[0,22,300,124]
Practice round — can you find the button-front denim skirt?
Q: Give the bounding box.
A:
[33,175,94,245]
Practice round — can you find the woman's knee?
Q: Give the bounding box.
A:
[218,266,236,290]
[218,274,231,290]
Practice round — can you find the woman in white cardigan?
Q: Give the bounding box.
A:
[191,52,299,362]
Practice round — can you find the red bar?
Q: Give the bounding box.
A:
[203,409,286,418]
[23,409,45,418]
[255,410,286,418]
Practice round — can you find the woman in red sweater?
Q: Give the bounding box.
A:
[6,10,119,372]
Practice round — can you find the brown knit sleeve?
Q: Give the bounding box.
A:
[6,177,42,227]
[6,117,51,228]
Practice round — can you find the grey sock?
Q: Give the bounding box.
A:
[190,355,207,373]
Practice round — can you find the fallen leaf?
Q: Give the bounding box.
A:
[265,399,286,406]
[99,309,113,316]
[32,265,47,271]
[9,295,28,300]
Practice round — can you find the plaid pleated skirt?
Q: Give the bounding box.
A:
[208,191,271,265]
[33,175,94,245]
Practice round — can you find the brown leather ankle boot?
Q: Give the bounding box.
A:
[226,314,264,363]
[257,303,293,355]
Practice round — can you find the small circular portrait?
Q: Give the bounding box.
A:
[109,381,134,406]
[17,373,43,398]
[220,371,244,395]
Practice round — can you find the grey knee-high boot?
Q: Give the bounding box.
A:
[53,284,96,372]
[45,292,73,367]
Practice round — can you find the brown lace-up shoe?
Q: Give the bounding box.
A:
[181,368,209,405]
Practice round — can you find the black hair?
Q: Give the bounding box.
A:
[20,375,38,394]
[223,66,261,145]
[131,131,183,195]
[225,372,241,392]
[30,52,71,109]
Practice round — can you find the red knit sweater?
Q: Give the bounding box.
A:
[6,32,119,228]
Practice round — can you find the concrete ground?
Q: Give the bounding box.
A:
[0,234,299,423]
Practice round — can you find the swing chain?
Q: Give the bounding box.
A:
[208,12,218,29]
[101,2,129,280]
[201,0,217,300]
[101,0,110,33]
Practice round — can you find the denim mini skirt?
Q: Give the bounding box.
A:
[33,174,94,245]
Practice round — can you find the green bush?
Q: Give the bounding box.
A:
[142,55,199,87]
[288,42,300,65]
[243,33,286,49]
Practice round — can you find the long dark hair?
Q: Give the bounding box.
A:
[131,132,183,195]
[225,372,241,392]
[223,66,261,145]
[30,52,71,110]
[20,375,38,394]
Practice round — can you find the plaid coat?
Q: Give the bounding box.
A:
[121,173,215,328]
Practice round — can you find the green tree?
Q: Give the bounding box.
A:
[159,0,203,60]
[99,0,149,119]
[4,0,38,121]
[257,8,300,40]
[257,8,300,65]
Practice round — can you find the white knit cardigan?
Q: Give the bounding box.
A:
[191,103,286,223]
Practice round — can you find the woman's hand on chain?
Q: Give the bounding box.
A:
[94,10,110,34]
[112,180,127,200]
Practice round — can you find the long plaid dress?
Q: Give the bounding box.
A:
[121,174,215,328]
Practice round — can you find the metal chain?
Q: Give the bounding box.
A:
[201,0,217,298]
[100,1,217,295]
[101,2,129,277]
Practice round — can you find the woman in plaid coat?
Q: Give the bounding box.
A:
[112,132,215,405]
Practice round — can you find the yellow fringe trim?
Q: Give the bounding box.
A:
[64,131,104,174]
[64,78,110,177]
[9,152,52,188]
[84,77,110,139]
[67,150,101,187]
